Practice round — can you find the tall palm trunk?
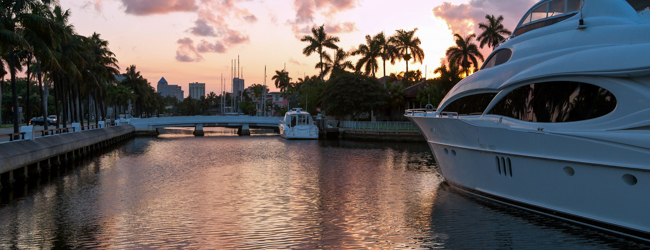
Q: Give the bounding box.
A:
[76,81,81,124]
[62,81,68,128]
[98,88,106,122]
[53,75,61,129]
[94,89,99,126]
[9,50,20,134]
[405,48,410,73]
[319,48,323,81]
[37,60,48,131]
[25,54,32,121]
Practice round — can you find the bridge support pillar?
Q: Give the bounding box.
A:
[238,124,250,136]
[193,124,205,136]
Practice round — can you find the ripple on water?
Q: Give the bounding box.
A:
[0,136,645,249]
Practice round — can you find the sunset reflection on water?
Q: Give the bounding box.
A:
[0,136,641,249]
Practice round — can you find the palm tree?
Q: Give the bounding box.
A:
[272,70,292,96]
[317,48,354,79]
[446,33,484,77]
[0,0,47,133]
[390,28,425,74]
[352,35,380,77]
[478,15,512,50]
[374,32,398,81]
[300,25,339,81]
[22,3,59,130]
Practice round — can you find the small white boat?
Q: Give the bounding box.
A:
[279,108,319,139]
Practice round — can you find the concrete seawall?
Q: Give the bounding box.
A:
[0,125,135,187]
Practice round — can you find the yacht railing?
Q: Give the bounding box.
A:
[339,121,418,131]
[405,109,460,119]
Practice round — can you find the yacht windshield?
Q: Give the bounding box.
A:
[289,114,312,126]
[515,0,582,36]
[627,0,650,11]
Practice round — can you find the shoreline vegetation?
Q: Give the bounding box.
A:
[1,0,512,137]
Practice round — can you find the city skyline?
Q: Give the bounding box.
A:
[59,0,536,95]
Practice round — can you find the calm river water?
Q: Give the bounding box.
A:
[0,129,644,249]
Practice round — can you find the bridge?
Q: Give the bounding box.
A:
[129,116,282,136]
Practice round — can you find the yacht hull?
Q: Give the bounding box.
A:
[409,116,650,241]
[279,125,318,140]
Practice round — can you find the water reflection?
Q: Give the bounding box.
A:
[0,137,644,249]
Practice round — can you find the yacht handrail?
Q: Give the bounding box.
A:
[405,108,437,117]
[439,112,460,119]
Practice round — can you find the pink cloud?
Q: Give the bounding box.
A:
[121,0,199,15]
[290,0,360,36]
[188,18,218,37]
[432,0,536,36]
[197,40,227,53]
[289,57,305,66]
[224,30,250,45]
[324,22,357,33]
[176,37,203,62]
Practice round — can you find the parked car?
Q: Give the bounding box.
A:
[48,115,58,124]
[29,117,56,126]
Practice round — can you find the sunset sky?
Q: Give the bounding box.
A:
[58,0,537,96]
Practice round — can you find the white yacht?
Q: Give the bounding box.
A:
[407,0,650,241]
[279,108,319,139]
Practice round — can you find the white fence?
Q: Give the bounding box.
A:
[338,121,418,131]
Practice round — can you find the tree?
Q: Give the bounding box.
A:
[374,31,398,82]
[317,48,354,79]
[478,15,512,50]
[446,33,484,77]
[352,35,380,77]
[320,72,387,119]
[272,70,292,95]
[22,3,59,130]
[0,0,52,133]
[300,25,339,81]
[390,28,425,73]
[416,59,464,107]
[295,75,323,114]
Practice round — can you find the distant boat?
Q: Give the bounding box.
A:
[279,108,318,140]
[407,0,650,242]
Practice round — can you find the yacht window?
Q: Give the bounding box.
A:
[515,0,582,36]
[531,3,549,22]
[489,81,617,123]
[548,0,566,17]
[627,0,650,11]
[443,93,497,116]
[567,0,582,12]
[482,49,513,70]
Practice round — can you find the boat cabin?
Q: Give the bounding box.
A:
[283,109,314,127]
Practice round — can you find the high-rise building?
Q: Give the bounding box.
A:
[189,82,205,99]
[157,77,184,101]
[232,78,245,95]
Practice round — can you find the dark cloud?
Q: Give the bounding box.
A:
[121,0,199,15]
[432,0,536,36]
[197,40,227,53]
[175,37,203,62]
[188,18,218,37]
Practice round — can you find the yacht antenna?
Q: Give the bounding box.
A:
[577,0,587,29]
